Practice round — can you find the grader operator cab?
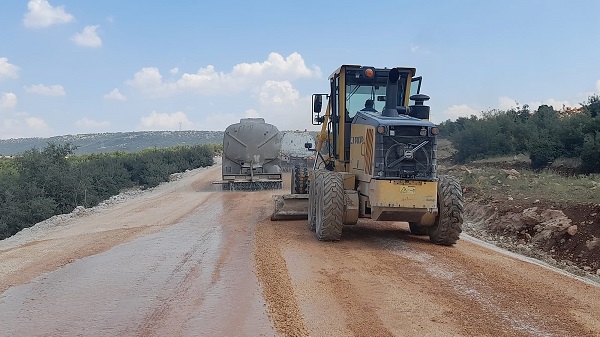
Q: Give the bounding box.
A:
[272,65,464,245]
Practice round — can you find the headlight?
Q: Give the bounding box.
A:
[430,127,439,135]
[377,125,386,134]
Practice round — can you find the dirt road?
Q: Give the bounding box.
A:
[0,164,599,337]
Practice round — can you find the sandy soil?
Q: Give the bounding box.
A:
[1,164,599,337]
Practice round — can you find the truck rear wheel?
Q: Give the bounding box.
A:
[292,165,308,194]
[428,175,463,245]
[315,171,344,241]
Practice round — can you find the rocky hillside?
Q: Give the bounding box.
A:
[0,131,224,155]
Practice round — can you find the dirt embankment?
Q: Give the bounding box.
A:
[453,166,600,279]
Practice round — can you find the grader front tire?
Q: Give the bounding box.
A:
[315,171,344,241]
[307,170,323,231]
[428,175,463,245]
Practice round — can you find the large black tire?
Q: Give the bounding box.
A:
[428,175,463,245]
[409,222,428,236]
[315,171,344,241]
[292,165,309,194]
[307,170,323,231]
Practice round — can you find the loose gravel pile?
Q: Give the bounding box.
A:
[254,216,309,337]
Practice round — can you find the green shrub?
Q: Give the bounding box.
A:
[0,143,215,240]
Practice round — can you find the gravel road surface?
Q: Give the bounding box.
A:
[1,164,598,337]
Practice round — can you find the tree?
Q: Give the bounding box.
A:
[583,95,600,118]
[581,132,600,173]
[528,128,564,169]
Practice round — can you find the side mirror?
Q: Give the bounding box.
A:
[312,94,328,125]
[313,94,323,113]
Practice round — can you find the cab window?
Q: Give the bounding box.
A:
[345,84,387,119]
[409,77,422,105]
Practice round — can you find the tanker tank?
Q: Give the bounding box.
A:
[279,130,316,171]
[217,118,282,190]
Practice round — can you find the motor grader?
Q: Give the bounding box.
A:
[272,65,463,245]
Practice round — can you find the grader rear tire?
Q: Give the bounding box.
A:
[428,175,463,245]
[292,165,308,194]
[315,171,344,241]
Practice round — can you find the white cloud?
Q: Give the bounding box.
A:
[193,81,318,132]
[72,25,102,48]
[75,117,110,129]
[527,98,571,111]
[0,92,53,138]
[23,0,74,28]
[103,88,126,101]
[443,104,479,119]
[596,80,600,93]
[197,112,243,131]
[0,92,17,111]
[243,80,317,131]
[410,44,420,53]
[170,67,179,76]
[127,52,321,97]
[498,96,518,110]
[0,117,52,139]
[24,84,66,96]
[232,52,320,79]
[258,80,299,105]
[127,67,174,97]
[0,58,20,80]
[139,111,194,130]
[26,117,49,129]
[244,109,260,118]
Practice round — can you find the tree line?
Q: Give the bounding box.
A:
[0,143,216,240]
[438,95,600,173]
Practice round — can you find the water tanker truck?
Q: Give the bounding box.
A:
[215,118,282,190]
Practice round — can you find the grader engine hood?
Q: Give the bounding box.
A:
[353,113,438,181]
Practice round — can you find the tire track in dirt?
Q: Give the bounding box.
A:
[412,240,600,337]
[254,216,310,337]
[356,226,599,337]
[135,227,218,337]
[319,269,394,337]
[0,227,151,293]
[268,216,600,337]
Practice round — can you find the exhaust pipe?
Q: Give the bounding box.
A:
[382,68,400,117]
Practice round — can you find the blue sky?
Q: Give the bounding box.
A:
[1,0,599,139]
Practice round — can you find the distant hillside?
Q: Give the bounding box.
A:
[0,131,224,156]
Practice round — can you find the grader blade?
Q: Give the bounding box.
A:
[271,194,309,220]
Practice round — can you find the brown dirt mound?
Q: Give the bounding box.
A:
[464,196,600,275]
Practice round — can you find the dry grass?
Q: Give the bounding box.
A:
[453,167,600,204]
[470,153,530,164]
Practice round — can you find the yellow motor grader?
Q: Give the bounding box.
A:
[272,65,463,245]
